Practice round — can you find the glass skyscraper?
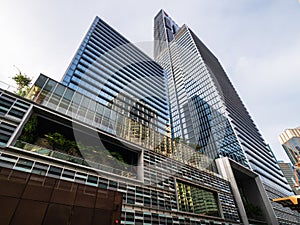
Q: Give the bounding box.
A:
[279,127,300,196]
[1,10,300,225]
[279,127,300,165]
[154,9,299,224]
[62,16,170,135]
[0,15,246,225]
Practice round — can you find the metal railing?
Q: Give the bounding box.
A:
[0,81,18,93]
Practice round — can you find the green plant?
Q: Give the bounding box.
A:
[12,69,32,97]
[66,139,79,155]
[44,132,80,157]
[19,114,38,143]
[44,132,66,150]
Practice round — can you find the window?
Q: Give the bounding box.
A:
[176,181,220,217]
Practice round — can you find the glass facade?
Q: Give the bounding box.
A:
[1,11,299,224]
[154,9,300,224]
[61,16,170,135]
[155,12,248,167]
[0,91,30,146]
[278,161,300,195]
[279,128,300,196]
[0,83,241,224]
[176,181,220,217]
[27,75,215,172]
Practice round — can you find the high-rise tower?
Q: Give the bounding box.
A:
[0,15,245,225]
[279,127,300,195]
[279,127,300,165]
[154,9,299,224]
[62,16,170,135]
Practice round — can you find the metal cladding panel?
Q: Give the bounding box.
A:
[0,167,122,225]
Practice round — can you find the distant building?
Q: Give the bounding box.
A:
[278,161,300,195]
[279,127,300,196]
[279,127,300,165]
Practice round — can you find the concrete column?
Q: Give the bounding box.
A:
[216,157,279,225]
[215,157,249,225]
[254,176,279,225]
[137,150,144,181]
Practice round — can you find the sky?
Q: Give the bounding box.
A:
[0,0,299,162]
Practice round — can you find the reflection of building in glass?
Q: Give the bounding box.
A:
[279,127,300,196]
[154,9,299,224]
[278,161,300,195]
[2,10,299,224]
[279,127,300,165]
[0,85,240,224]
[154,12,248,168]
[0,14,243,224]
[61,16,169,135]
[27,75,215,170]
[176,181,220,217]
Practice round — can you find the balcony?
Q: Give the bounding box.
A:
[14,140,137,179]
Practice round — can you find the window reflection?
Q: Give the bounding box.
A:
[176,181,220,217]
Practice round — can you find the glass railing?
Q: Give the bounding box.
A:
[14,140,137,179]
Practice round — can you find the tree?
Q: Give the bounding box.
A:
[12,67,32,97]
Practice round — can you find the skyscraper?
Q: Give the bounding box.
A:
[2,10,300,225]
[61,16,170,136]
[0,15,244,225]
[154,9,299,224]
[279,127,300,165]
[279,127,300,196]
